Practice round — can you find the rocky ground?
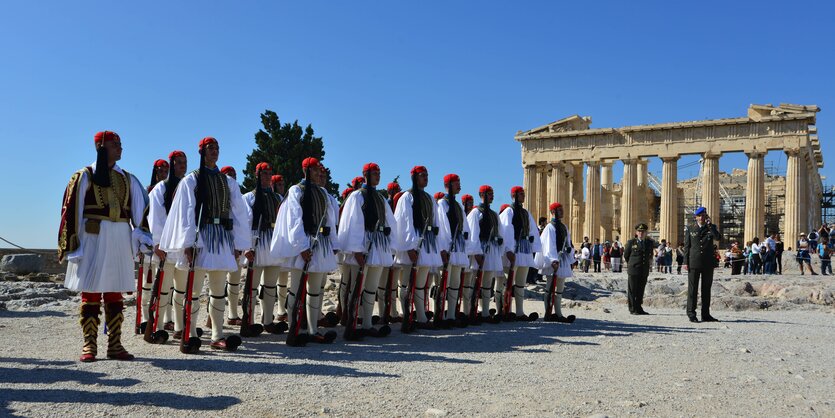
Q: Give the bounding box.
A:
[1,267,834,417]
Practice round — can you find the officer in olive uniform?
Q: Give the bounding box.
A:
[683,206,721,323]
[623,223,656,315]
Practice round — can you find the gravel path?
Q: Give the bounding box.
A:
[1,273,834,417]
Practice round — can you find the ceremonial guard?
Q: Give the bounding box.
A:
[243,162,287,334]
[159,137,250,352]
[463,185,503,323]
[623,223,656,315]
[683,207,721,322]
[461,194,474,215]
[536,202,576,322]
[497,186,541,321]
[219,165,246,325]
[138,158,169,333]
[435,174,472,327]
[146,150,188,342]
[393,166,445,330]
[337,162,396,338]
[59,131,152,362]
[270,157,339,346]
[376,181,403,322]
[270,173,290,320]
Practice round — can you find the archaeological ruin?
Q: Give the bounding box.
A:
[515,103,824,246]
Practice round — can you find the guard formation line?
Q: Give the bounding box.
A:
[58,131,720,362]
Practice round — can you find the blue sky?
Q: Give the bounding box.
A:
[1,1,833,248]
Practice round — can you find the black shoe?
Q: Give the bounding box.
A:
[343,327,365,341]
[264,322,288,334]
[629,311,638,315]
[555,315,576,323]
[702,315,720,322]
[688,316,699,323]
[310,331,337,344]
[285,333,308,347]
[636,310,650,315]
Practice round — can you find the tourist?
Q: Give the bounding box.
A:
[602,241,612,271]
[818,235,833,275]
[592,238,602,272]
[775,234,784,274]
[610,241,623,273]
[795,233,817,275]
[750,237,762,275]
[580,243,590,273]
[676,243,685,274]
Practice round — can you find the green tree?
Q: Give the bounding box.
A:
[242,110,339,196]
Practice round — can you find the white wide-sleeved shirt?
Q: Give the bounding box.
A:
[337,188,398,267]
[269,183,338,273]
[499,205,542,268]
[392,190,443,268]
[159,170,251,272]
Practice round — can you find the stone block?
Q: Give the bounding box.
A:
[0,254,43,275]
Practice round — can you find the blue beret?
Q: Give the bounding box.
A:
[694,206,707,216]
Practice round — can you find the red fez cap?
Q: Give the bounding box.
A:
[363,162,380,173]
[271,174,283,184]
[549,202,563,212]
[434,192,445,200]
[511,186,524,196]
[479,185,493,194]
[341,187,355,200]
[153,159,169,168]
[387,182,401,193]
[220,166,235,175]
[461,194,474,203]
[199,136,217,149]
[500,204,510,213]
[94,131,120,145]
[256,162,272,172]
[351,176,365,188]
[302,157,319,169]
[410,166,428,176]
[168,150,186,160]
[443,173,460,186]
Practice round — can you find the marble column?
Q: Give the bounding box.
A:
[600,161,614,241]
[701,152,721,227]
[570,162,585,239]
[744,152,765,242]
[621,159,637,235]
[551,162,569,209]
[636,159,649,222]
[800,155,809,235]
[524,164,536,215]
[584,161,601,241]
[784,149,800,244]
[660,156,679,245]
[537,165,548,221]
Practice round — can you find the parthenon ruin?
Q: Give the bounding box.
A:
[515,103,824,245]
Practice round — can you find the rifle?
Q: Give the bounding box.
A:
[344,221,379,340]
[401,216,431,333]
[180,205,203,354]
[240,216,265,338]
[134,253,145,334]
[545,271,557,319]
[433,229,459,327]
[469,223,494,322]
[502,218,525,320]
[144,259,169,344]
[382,266,394,324]
[286,209,329,346]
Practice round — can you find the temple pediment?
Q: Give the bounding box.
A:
[519,115,592,136]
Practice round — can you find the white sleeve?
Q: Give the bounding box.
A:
[435,199,452,252]
[159,174,197,252]
[129,173,148,230]
[337,191,365,254]
[499,208,515,253]
[394,192,418,251]
[228,177,251,251]
[243,191,255,222]
[466,210,483,255]
[536,224,557,267]
[327,193,341,252]
[270,186,309,257]
[66,170,89,261]
[148,182,167,245]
